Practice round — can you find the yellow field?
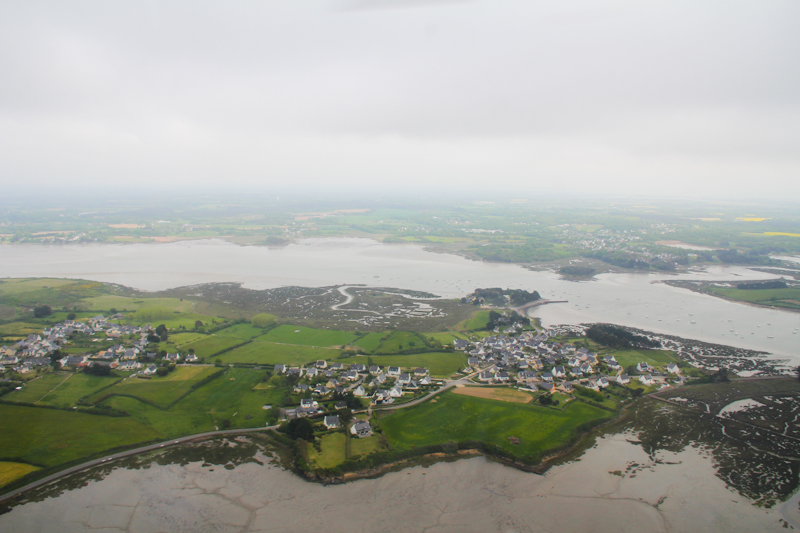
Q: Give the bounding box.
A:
[0,461,40,487]
[762,232,800,237]
[161,366,207,381]
[736,217,768,222]
[251,382,274,390]
[452,386,534,404]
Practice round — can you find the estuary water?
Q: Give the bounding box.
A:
[1,238,797,361]
[0,433,789,533]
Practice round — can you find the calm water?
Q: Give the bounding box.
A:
[0,434,788,533]
[1,238,798,361]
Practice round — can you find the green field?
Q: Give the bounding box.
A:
[0,322,44,337]
[256,325,358,347]
[82,295,194,313]
[87,366,221,408]
[461,310,491,331]
[5,373,120,408]
[166,332,207,347]
[427,331,469,345]
[338,352,467,377]
[307,432,347,469]
[612,349,677,370]
[374,331,429,354]
[379,390,610,462]
[214,323,268,340]
[350,434,386,457]
[709,286,800,310]
[0,404,163,468]
[103,368,281,437]
[182,335,245,357]
[0,461,41,488]
[351,332,386,352]
[217,341,339,365]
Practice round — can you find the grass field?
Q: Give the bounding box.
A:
[0,404,163,468]
[87,366,220,408]
[216,341,339,365]
[452,386,534,404]
[182,335,244,357]
[612,349,677,370]
[337,352,467,377]
[214,323,268,340]
[351,332,386,352]
[307,432,347,469]
[5,373,120,408]
[0,278,74,294]
[427,332,469,345]
[82,295,193,313]
[256,325,358,347]
[103,367,281,437]
[461,310,491,331]
[379,390,610,462]
[0,322,44,336]
[374,331,429,354]
[0,461,41,488]
[709,286,800,310]
[350,434,386,457]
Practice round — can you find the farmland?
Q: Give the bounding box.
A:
[378,390,611,463]
[337,352,467,377]
[86,366,221,408]
[4,373,120,408]
[0,404,163,468]
[216,341,339,365]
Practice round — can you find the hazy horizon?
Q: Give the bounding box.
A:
[1,1,799,201]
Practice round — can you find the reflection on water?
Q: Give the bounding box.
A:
[1,403,795,532]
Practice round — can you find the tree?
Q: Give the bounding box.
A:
[252,313,278,328]
[67,312,77,320]
[156,367,169,377]
[156,324,168,342]
[109,308,118,315]
[84,364,112,376]
[33,305,52,318]
[220,419,232,429]
[195,320,204,330]
[285,417,314,441]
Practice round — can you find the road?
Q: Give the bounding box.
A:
[374,365,493,411]
[0,425,278,505]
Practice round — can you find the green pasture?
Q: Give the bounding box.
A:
[216,341,338,366]
[379,391,610,462]
[256,325,357,347]
[87,366,220,408]
[709,286,800,310]
[349,434,386,457]
[374,331,429,354]
[351,332,386,352]
[0,404,163,468]
[214,323,268,340]
[461,310,491,331]
[338,352,467,377]
[82,295,193,313]
[611,349,677,370]
[183,335,244,357]
[103,368,281,437]
[427,331,469,345]
[0,322,43,337]
[5,373,120,408]
[0,278,78,296]
[307,432,347,469]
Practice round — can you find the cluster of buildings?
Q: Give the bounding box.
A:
[279,359,438,419]
[456,331,680,394]
[0,315,198,376]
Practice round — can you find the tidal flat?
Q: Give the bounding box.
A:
[0,429,792,533]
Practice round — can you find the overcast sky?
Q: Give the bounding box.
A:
[1,0,798,200]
